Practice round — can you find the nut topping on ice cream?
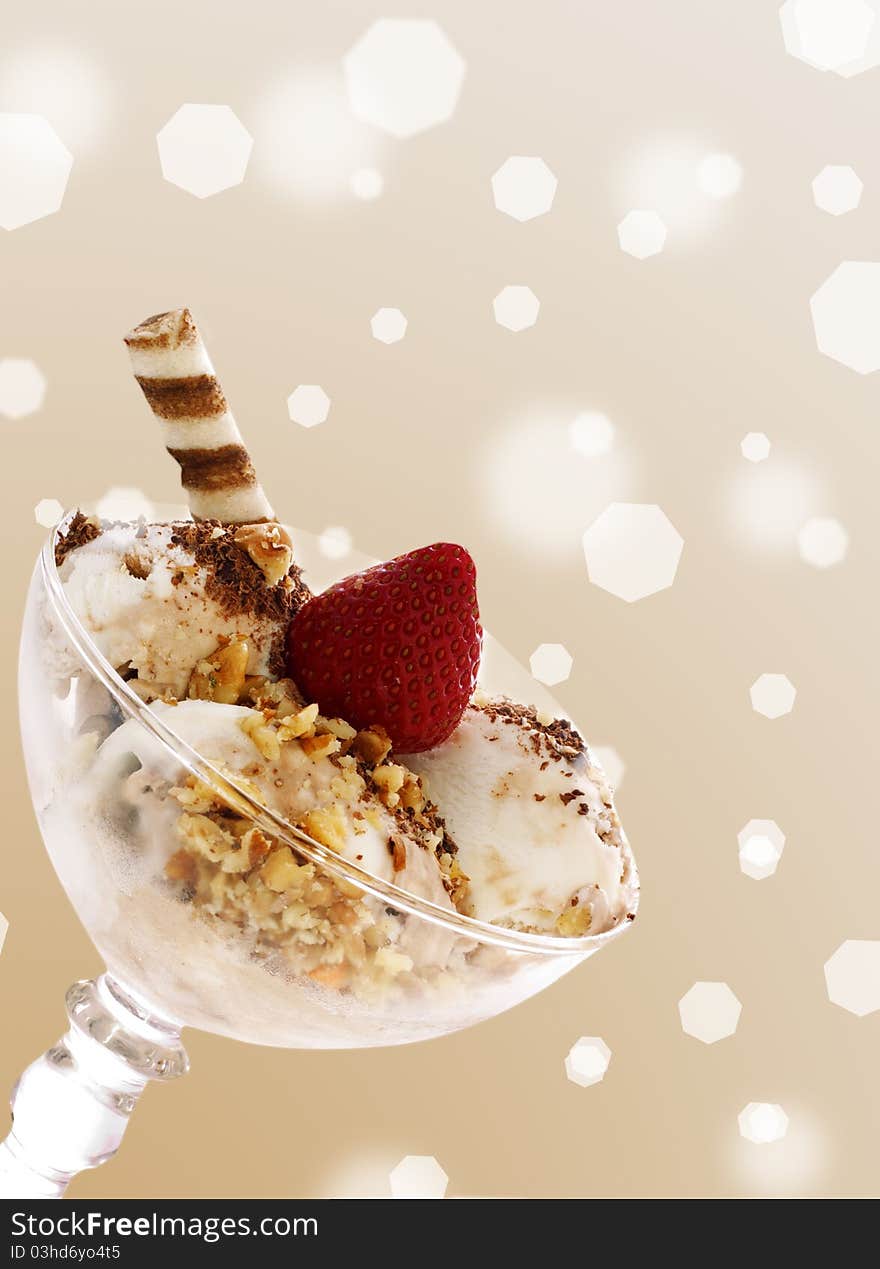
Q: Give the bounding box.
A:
[54,517,309,696]
[232,522,294,586]
[54,511,101,567]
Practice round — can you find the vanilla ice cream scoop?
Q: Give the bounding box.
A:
[404,696,638,937]
[54,515,309,701]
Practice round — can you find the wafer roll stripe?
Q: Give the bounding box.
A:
[125,309,274,523]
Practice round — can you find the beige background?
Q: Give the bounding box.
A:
[1,0,879,1197]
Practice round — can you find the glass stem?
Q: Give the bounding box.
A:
[0,974,188,1198]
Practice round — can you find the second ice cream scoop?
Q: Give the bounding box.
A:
[404,695,638,937]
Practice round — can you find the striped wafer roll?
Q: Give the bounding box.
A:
[124,308,275,524]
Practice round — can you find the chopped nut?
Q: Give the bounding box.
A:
[188,636,250,704]
[364,924,389,950]
[390,837,407,872]
[352,725,392,766]
[438,852,470,907]
[397,772,425,813]
[243,826,273,870]
[329,767,367,804]
[277,702,319,741]
[247,677,304,717]
[219,841,254,874]
[176,812,236,862]
[300,805,348,853]
[233,522,294,587]
[260,846,308,893]
[299,731,341,760]
[320,716,357,742]
[556,904,592,937]
[239,712,281,761]
[308,963,350,990]
[328,901,358,927]
[374,946,413,975]
[165,849,197,886]
[171,777,216,814]
[536,708,555,727]
[371,762,406,808]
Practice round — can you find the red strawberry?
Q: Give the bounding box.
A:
[287,543,482,753]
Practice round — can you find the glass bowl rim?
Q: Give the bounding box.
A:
[40,513,638,958]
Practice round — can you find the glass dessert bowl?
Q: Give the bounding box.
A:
[0,517,637,1196]
[1,302,637,1198]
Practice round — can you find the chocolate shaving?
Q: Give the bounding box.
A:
[473,698,585,762]
[171,520,310,677]
[54,511,101,567]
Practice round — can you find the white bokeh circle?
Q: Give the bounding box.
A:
[157,104,252,199]
[344,20,465,139]
[0,112,72,230]
[583,503,683,602]
[288,385,331,428]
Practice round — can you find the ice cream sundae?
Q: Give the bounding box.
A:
[41,308,638,1044]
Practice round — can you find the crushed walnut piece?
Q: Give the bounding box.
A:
[351,724,392,766]
[232,522,294,587]
[188,636,250,704]
[371,763,406,808]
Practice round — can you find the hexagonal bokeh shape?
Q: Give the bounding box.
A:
[34,498,63,528]
[824,940,880,1016]
[492,285,540,332]
[492,156,558,221]
[738,819,786,881]
[780,0,875,72]
[797,516,848,568]
[96,487,155,522]
[617,209,667,259]
[738,1102,789,1144]
[371,308,408,344]
[0,359,46,418]
[750,673,796,720]
[591,745,625,791]
[0,112,73,231]
[157,104,252,199]
[583,503,683,603]
[679,981,742,1043]
[344,19,465,139]
[811,261,880,375]
[288,385,331,429]
[565,1036,611,1088]
[529,642,573,686]
[812,165,863,215]
[389,1155,448,1199]
[570,411,614,458]
[319,526,352,560]
[0,910,7,957]
[741,432,771,463]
